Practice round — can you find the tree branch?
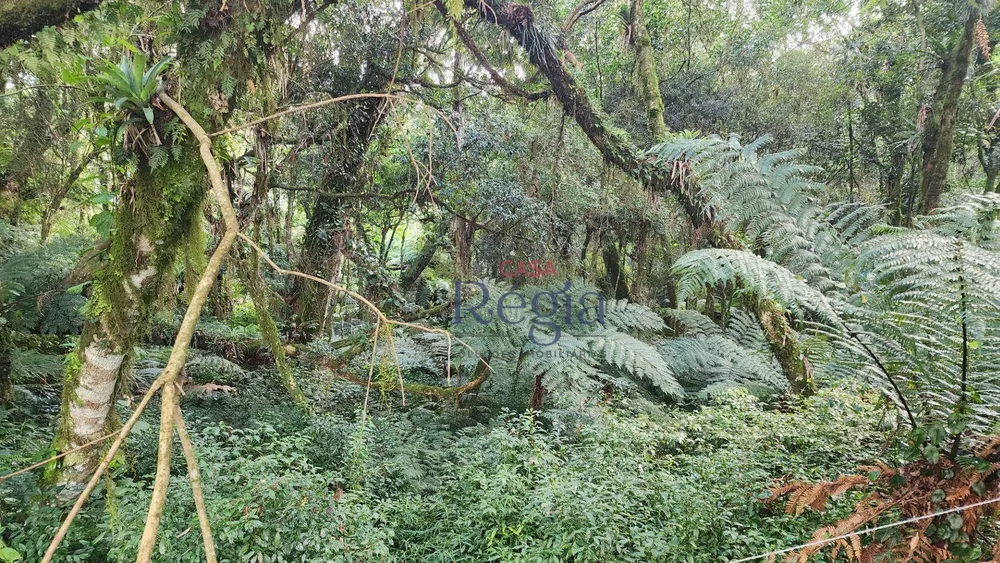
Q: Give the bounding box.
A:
[134,91,240,563]
[174,406,217,563]
[462,0,715,232]
[436,2,550,102]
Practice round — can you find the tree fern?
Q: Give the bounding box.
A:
[441,280,684,403]
[671,248,839,325]
[849,230,1000,435]
[658,308,787,395]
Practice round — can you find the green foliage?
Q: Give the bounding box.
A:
[671,248,839,324]
[0,383,887,563]
[651,135,841,289]
[436,279,683,404]
[88,53,173,125]
[659,309,787,395]
[135,347,245,387]
[0,228,89,335]
[847,228,1000,435]
[0,530,21,563]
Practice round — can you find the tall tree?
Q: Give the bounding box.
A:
[52,0,302,492]
[919,8,980,214]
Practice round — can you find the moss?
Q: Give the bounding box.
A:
[98,144,206,353]
[243,252,308,407]
[49,144,207,484]
[630,0,667,141]
[182,207,208,304]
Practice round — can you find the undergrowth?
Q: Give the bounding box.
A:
[0,380,887,562]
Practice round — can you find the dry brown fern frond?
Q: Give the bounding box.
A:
[767,436,1000,562]
[976,17,991,60]
[766,474,869,517]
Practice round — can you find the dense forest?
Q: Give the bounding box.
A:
[2,0,1000,560]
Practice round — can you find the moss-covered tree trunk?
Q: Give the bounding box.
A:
[241,251,307,407]
[52,153,205,495]
[749,296,814,396]
[293,191,348,337]
[0,0,102,48]
[292,98,385,335]
[629,0,666,142]
[401,216,448,292]
[602,239,630,299]
[0,319,13,407]
[918,11,978,215]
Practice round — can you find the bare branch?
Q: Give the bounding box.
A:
[135,91,240,563]
[209,93,456,139]
[174,406,217,563]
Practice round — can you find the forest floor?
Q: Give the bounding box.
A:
[1,338,893,562]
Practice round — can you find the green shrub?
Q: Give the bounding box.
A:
[1,383,886,562]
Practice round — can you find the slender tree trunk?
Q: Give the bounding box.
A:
[986,167,999,193]
[529,373,545,411]
[631,218,649,301]
[885,150,907,226]
[241,251,306,406]
[0,321,13,407]
[401,216,448,291]
[630,0,666,141]
[453,216,475,279]
[41,150,98,242]
[602,240,630,299]
[284,189,296,262]
[919,11,978,215]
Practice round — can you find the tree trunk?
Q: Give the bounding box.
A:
[885,150,907,226]
[293,192,348,335]
[749,297,814,395]
[51,152,205,495]
[453,216,475,279]
[529,373,545,411]
[918,11,978,215]
[629,0,667,141]
[284,188,296,262]
[0,0,102,48]
[41,150,98,242]
[631,218,649,301]
[291,98,384,333]
[0,321,13,407]
[986,167,999,194]
[241,252,307,406]
[401,216,448,291]
[602,240,630,300]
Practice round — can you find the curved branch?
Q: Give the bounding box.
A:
[436,2,550,102]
